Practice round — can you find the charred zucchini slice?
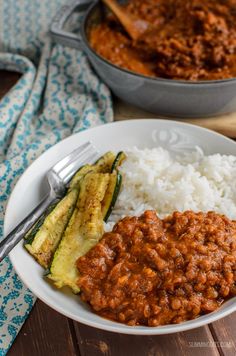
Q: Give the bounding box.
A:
[102,172,122,222]
[24,189,78,268]
[68,164,94,191]
[68,151,115,191]
[101,151,125,221]
[95,151,116,172]
[24,202,58,245]
[111,151,126,172]
[48,173,110,293]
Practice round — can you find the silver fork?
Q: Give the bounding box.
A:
[0,141,99,261]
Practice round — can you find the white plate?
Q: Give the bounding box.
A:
[5,119,236,335]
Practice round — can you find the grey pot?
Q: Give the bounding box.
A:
[50,0,236,118]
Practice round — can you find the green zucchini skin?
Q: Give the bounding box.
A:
[24,189,78,268]
[47,173,110,293]
[102,172,122,222]
[111,151,126,172]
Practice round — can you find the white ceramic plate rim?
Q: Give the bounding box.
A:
[5,119,236,335]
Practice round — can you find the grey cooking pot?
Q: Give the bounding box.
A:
[50,0,236,118]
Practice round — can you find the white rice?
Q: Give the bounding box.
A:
[106,146,236,229]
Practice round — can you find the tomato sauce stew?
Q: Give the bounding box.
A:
[77,211,236,326]
[89,0,236,80]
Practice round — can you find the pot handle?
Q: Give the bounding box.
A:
[50,0,93,50]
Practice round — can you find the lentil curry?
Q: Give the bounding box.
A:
[77,210,236,326]
[89,0,236,80]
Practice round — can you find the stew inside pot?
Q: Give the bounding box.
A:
[89,0,236,81]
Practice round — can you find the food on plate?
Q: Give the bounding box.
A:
[108,147,236,224]
[48,172,110,293]
[77,210,236,326]
[68,151,116,191]
[102,171,122,222]
[24,146,236,326]
[24,151,124,289]
[90,0,236,80]
[24,189,78,268]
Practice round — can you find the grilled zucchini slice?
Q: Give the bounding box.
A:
[68,164,94,191]
[102,171,122,222]
[48,173,110,293]
[95,151,116,172]
[101,151,125,221]
[24,189,78,268]
[24,202,58,245]
[68,151,115,191]
[111,151,126,172]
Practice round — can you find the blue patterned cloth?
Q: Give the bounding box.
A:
[0,1,113,354]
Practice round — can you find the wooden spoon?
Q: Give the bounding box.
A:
[101,0,150,41]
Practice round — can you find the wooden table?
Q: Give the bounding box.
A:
[1,70,236,356]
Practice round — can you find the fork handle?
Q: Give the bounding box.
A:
[0,193,58,262]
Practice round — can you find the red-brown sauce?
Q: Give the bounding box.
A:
[89,0,236,80]
[77,210,236,326]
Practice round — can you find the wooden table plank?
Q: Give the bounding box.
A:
[114,98,236,138]
[8,300,79,356]
[73,322,219,356]
[0,70,21,98]
[209,314,236,356]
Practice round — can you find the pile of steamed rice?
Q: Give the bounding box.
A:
[106,147,236,229]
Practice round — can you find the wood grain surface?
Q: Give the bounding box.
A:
[114,98,236,138]
[1,70,236,356]
[0,71,21,98]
